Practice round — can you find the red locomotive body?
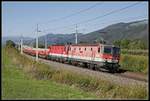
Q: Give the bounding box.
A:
[47,45,66,61]
[48,45,65,54]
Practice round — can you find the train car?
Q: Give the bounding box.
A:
[23,46,33,55]
[30,49,36,56]
[38,48,49,58]
[67,43,120,72]
[47,45,66,62]
[30,48,49,58]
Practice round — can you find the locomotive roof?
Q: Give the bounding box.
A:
[70,44,118,48]
[70,43,101,46]
[49,43,101,46]
[48,43,118,47]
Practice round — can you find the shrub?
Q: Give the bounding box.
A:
[6,40,16,48]
[120,54,148,73]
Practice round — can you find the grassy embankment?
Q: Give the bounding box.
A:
[120,49,148,74]
[2,47,97,99]
[2,46,148,99]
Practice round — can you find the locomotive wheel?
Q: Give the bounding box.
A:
[89,64,94,70]
[87,63,90,69]
[73,62,78,66]
[60,59,64,63]
[51,58,54,61]
[95,65,100,71]
[83,63,88,68]
[68,60,72,65]
[109,66,116,73]
[71,61,74,64]
[58,58,61,62]
[71,61,77,66]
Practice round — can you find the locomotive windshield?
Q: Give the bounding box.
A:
[113,47,120,55]
[104,47,112,54]
[103,46,120,55]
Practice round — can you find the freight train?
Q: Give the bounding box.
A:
[23,43,120,73]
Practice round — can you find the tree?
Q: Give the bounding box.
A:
[120,39,130,49]
[113,39,147,50]
[127,39,147,49]
[79,41,87,44]
[113,40,121,47]
[136,40,147,49]
[6,40,16,47]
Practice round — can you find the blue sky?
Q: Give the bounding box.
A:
[2,1,148,38]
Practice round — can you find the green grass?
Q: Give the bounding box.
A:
[2,46,148,99]
[2,67,97,99]
[120,54,148,74]
[2,47,97,99]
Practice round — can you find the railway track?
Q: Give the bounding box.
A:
[114,72,148,83]
[23,53,148,86]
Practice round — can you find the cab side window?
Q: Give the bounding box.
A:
[98,48,100,53]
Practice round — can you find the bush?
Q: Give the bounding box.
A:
[6,40,16,47]
[120,54,148,73]
[121,49,148,56]
[113,39,148,49]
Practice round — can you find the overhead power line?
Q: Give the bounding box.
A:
[76,2,142,25]
[39,2,103,25]
[83,14,148,34]
[43,2,142,33]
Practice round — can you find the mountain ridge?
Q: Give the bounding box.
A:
[2,19,148,47]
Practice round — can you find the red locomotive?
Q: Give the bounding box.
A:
[23,43,120,73]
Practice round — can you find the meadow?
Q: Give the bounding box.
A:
[2,46,148,99]
[2,46,98,99]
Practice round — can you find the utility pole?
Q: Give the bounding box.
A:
[21,35,23,54]
[75,24,78,44]
[36,24,39,61]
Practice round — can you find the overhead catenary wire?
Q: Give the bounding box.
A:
[28,2,101,38]
[50,13,146,36]
[25,1,146,46]
[76,2,142,25]
[43,2,143,33]
[83,14,148,34]
[39,2,103,26]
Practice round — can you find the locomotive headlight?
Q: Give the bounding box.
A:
[112,59,118,63]
[107,59,112,62]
